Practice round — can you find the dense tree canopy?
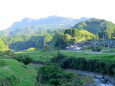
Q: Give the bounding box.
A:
[2,28,96,50]
[0,38,8,51]
[73,18,115,39]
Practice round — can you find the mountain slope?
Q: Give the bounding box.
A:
[0,16,90,36]
[72,18,115,39]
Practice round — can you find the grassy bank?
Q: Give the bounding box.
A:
[0,59,37,86]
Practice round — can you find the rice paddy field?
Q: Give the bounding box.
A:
[15,50,115,63]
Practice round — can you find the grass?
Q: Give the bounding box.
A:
[61,50,115,63]
[0,55,9,59]
[101,48,115,53]
[15,50,115,63]
[15,50,58,62]
[0,59,37,86]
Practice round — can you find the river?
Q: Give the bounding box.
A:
[65,69,115,86]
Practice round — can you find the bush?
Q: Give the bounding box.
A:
[0,50,15,56]
[22,57,32,67]
[91,46,103,52]
[106,63,115,76]
[15,55,32,67]
[51,53,66,63]
[52,55,115,76]
[51,54,115,76]
[65,58,115,76]
[36,64,81,86]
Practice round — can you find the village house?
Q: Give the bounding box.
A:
[67,41,95,51]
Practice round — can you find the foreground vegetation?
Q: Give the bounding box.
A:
[36,64,84,86]
[15,50,115,76]
[0,50,97,86]
[0,59,37,86]
[0,49,115,86]
[51,54,115,76]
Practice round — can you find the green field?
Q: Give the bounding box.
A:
[15,50,115,63]
[101,48,115,53]
[15,50,57,62]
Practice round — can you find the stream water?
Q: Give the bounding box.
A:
[65,69,115,86]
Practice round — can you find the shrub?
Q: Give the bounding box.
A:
[91,46,103,52]
[51,53,66,63]
[106,63,115,76]
[51,54,115,76]
[36,64,81,86]
[15,55,32,67]
[22,57,32,67]
[0,50,15,56]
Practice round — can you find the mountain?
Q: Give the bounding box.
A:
[72,18,115,39]
[0,16,90,36]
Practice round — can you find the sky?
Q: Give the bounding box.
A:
[0,0,115,30]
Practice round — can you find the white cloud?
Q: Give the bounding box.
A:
[0,0,115,30]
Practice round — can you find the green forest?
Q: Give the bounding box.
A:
[73,18,115,39]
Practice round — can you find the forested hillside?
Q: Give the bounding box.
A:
[55,29,95,49]
[2,28,95,50]
[72,18,115,39]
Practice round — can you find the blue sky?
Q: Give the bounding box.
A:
[0,0,115,30]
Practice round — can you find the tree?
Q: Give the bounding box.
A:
[44,34,53,46]
[22,57,32,67]
[55,33,67,49]
[15,55,32,68]
[0,38,8,51]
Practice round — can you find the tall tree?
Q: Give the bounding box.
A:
[0,38,8,51]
